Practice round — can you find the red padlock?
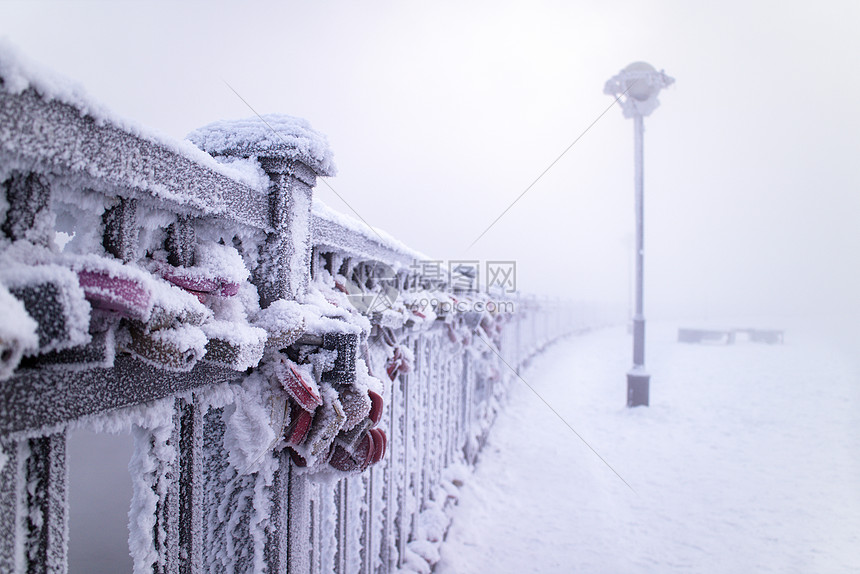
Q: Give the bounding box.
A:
[285,404,314,446]
[368,390,384,426]
[369,428,386,464]
[275,356,323,412]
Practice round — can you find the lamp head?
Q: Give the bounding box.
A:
[604,62,674,118]
[623,62,658,101]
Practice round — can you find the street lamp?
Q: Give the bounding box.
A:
[604,62,674,407]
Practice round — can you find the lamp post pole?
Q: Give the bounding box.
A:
[632,111,645,371]
[604,62,673,407]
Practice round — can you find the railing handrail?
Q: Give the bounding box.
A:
[0,86,272,230]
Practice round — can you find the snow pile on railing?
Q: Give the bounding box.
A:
[187,114,336,178]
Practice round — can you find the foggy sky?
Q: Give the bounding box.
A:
[2,0,858,322]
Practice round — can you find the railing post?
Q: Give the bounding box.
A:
[257,158,316,306]
[192,120,332,308]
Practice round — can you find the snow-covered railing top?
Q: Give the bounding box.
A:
[0,86,270,229]
[0,43,420,270]
[311,199,426,269]
[0,54,275,229]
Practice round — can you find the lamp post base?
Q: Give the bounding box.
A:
[627,371,650,407]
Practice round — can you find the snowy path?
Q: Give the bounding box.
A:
[436,322,860,573]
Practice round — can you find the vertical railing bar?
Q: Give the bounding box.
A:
[0,439,18,573]
[178,396,203,574]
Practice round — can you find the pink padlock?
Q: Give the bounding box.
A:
[159,264,240,298]
[77,270,150,320]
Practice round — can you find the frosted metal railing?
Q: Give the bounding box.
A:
[0,82,599,574]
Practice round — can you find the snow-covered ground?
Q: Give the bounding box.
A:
[436,320,860,573]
